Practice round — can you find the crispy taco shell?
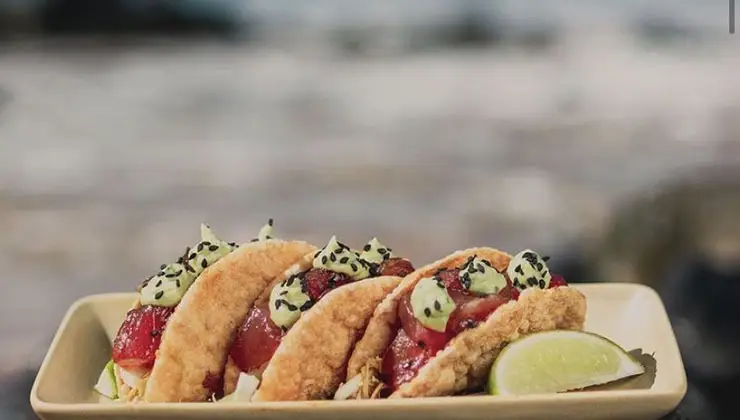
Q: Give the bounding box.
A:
[253,275,402,401]
[346,247,587,398]
[141,239,317,402]
[222,250,404,401]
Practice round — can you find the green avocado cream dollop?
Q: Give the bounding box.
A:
[269,273,311,330]
[358,237,392,264]
[185,224,238,276]
[139,223,242,307]
[410,277,456,332]
[458,255,508,295]
[506,249,551,291]
[313,235,371,280]
[252,218,275,242]
[140,262,196,306]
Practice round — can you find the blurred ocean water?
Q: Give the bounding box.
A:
[0,7,739,418]
[2,25,740,374]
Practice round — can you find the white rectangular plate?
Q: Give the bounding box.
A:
[30,283,686,420]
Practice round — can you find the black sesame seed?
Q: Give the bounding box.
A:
[285,302,298,311]
[424,308,432,317]
[314,251,321,258]
[157,271,165,277]
[434,300,441,311]
[536,262,543,271]
[339,256,349,264]
[155,290,164,300]
[198,243,204,251]
[160,264,167,270]
[208,245,219,252]
[300,301,314,311]
[330,253,336,262]
[156,280,162,287]
[176,257,184,264]
[321,255,328,264]
[469,266,477,274]
[280,290,288,296]
[539,279,546,289]
[351,263,358,272]
[436,281,445,289]
[176,279,181,288]
[378,248,387,255]
[461,319,478,330]
[250,238,259,242]
[202,241,211,246]
[286,276,295,287]
[461,272,471,289]
[201,259,208,269]
[338,242,350,250]
[268,218,274,226]
[189,253,196,260]
[476,263,485,272]
[527,277,538,287]
[513,279,520,286]
[482,259,492,267]
[363,244,372,251]
[275,300,282,309]
[515,265,524,275]
[542,255,550,261]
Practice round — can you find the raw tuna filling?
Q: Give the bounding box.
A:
[111,305,176,374]
[380,268,569,393]
[229,258,415,375]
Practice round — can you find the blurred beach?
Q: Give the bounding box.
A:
[0,1,739,418]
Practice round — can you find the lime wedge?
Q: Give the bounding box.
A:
[489,330,645,395]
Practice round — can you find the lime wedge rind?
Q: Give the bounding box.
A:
[489,330,646,396]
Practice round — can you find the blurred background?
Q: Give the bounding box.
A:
[1,1,739,419]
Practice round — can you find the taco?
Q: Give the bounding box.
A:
[336,247,587,399]
[219,236,416,402]
[93,220,317,403]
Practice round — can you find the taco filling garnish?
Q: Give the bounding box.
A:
[349,249,570,397]
[97,220,275,401]
[227,236,415,377]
